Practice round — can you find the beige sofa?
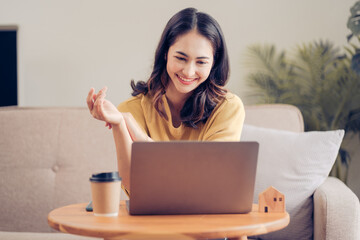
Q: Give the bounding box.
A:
[0,105,359,240]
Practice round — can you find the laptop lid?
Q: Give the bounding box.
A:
[129,141,259,215]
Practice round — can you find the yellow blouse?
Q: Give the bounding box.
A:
[117,92,245,141]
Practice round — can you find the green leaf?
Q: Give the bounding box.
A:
[347,1,360,36]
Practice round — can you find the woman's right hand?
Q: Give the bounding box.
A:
[86,87,124,127]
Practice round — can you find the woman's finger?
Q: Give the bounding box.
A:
[105,122,112,130]
[94,97,103,118]
[96,86,108,99]
[86,88,95,111]
[98,98,104,117]
[95,87,108,117]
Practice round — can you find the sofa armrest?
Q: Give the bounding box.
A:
[314,177,360,240]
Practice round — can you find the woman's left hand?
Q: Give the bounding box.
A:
[87,87,124,127]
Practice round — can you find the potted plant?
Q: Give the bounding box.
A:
[347,0,360,75]
[244,40,360,182]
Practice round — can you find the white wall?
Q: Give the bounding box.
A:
[0,0,356,107]
[2,0,360,197]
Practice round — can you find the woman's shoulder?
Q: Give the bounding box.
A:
[208,92,244,119]
[220,92,244,109]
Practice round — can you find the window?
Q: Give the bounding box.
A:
[0,26,18,107]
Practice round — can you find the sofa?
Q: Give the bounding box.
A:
[0,104,359,240]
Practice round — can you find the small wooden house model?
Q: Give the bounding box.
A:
[258,186,285,213]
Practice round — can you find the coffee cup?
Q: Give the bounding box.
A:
[89,172,122,217]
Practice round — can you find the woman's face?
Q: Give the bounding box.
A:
[166,30,214,100]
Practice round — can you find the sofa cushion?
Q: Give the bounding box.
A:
[0,108,117,232]
[241,124,344,240]
[244,104,304,132]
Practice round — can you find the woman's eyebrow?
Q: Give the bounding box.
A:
[176,51,210,59]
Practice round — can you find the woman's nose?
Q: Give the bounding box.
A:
[182,62,196,77]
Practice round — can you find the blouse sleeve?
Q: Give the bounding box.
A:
[202,93,245,141]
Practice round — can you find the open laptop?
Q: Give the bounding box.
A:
[128,141,259,215]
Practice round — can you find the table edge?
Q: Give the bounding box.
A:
[48,202,290,239]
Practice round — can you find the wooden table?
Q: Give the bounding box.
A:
[48,201,289,240]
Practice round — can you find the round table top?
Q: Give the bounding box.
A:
[48,201,289,240]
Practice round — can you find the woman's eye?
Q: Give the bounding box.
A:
[175,56,186,61]
[197,61,207,65]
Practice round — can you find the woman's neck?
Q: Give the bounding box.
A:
[165,93,185,113]
[165,84,191,112]
[165,86,191,128]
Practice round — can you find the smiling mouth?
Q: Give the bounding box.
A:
[176,74,198,84]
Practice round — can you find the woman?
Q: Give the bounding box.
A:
[86,8,245,195]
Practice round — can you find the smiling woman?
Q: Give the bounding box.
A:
[165,30,214,126]
[86,8,245,195]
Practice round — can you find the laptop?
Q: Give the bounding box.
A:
[128,141,259,215]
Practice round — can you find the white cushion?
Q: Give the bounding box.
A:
[241,125,344,240]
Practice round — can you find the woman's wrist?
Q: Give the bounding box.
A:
[111,117,125,128]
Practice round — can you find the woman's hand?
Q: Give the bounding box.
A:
[86,87,123,128]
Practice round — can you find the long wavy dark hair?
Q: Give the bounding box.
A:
[131,7,229,128]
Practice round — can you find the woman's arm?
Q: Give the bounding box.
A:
[111,121,132,191]
[86,87,133,190]
[86,87,152,191]
[112,113,154,191]
[122,113,153,142]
